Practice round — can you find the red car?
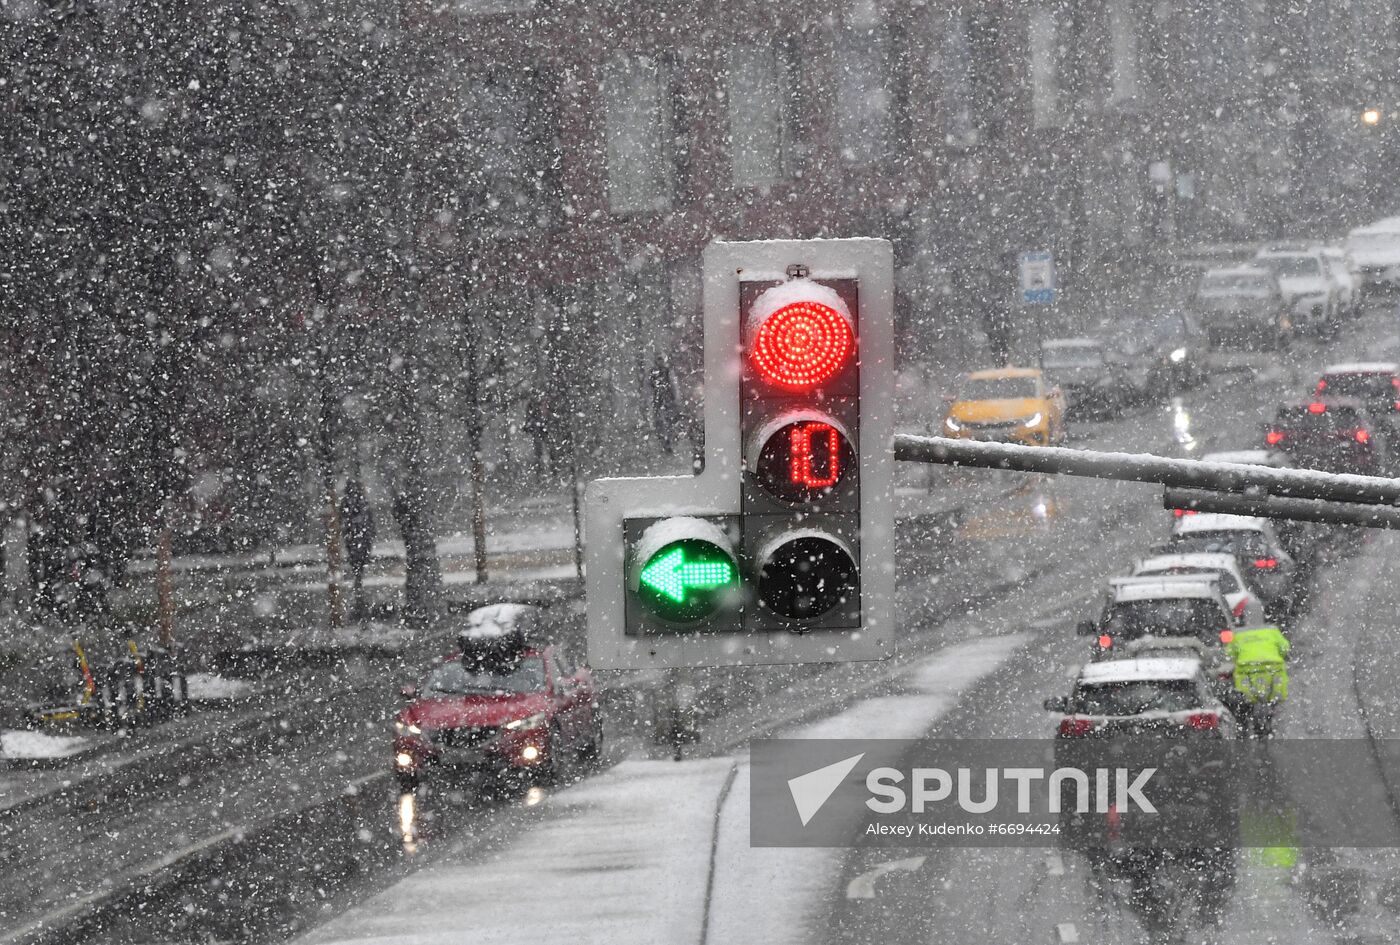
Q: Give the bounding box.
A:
[392,625,601,791]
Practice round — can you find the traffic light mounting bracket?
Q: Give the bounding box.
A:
[585,239,895,670]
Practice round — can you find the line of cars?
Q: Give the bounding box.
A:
[1194,240,1370,351]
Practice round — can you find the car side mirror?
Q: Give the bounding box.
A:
[1076,620,1097,636]
[400,684,418,701]
[1042,695,1071,713]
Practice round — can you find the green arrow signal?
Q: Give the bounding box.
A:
[639,546,735,604]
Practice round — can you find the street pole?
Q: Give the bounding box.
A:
[155,507,175,649]
[319,347,344,629]
[461,302,488,584]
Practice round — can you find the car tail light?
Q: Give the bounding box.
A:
[1231,599,1246,618]
[1265,430,1285,446]
[1220,628,1234,644]
[1097,634,1113,650]
[1355,429,1371,444]
[1391,377,1400,391]
[1253,558,1278,569]
[1308,402,1327,414]
[1316,379,1328,393]
[1059,718,1096,737]
[1185,712,1220,731]
[1392,401,1400,412]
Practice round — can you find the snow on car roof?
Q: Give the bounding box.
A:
[1041,338,1101,349]
[1200,449,1290,468]
[1256,248,1321,259]
[967,366,1041,380]
[462,603,539,639]
[1173,512,1266,533]
[1323,362,1399,375]
[1135,552,1240,575]
[1078,658,1201,685]
[1108,575,1220,601]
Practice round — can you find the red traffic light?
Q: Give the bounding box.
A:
[748,285,855,389]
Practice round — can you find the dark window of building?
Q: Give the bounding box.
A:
[727,43,797,187]
[458,70,559,230]
[836,26,894,165]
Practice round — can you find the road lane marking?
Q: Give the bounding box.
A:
[845,856,926,899]
[1056,921,1080,943]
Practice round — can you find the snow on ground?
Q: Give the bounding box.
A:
[301,758,736,945]
[1,729,91,760]
[295,633,1029,945]
[185,673,254,700]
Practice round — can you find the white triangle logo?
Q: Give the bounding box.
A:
[787,753,865,827]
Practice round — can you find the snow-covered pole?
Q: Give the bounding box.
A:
[1164,487,1400,529]
[893,434,1400,509]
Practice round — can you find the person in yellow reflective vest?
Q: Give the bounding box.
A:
[1224,626,1290,737]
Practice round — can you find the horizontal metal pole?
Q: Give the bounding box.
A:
[894,435,1400,508]
[1164,487,1400,530]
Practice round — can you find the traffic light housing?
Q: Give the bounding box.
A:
[586,239,894,669]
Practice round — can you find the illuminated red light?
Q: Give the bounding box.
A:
[1231,600,1246,618]
[1220,628,1235,644]
[1172,508,1199,517]
[1097,634,1113,649]
[1253,558,1278,569]
[1316,379,1327,393]
[1392,377,1400,391]
[1058,718,1095,737]
[751,301,854,389]
[1307,402,1327,414]
[1355,429,1371,444]
[789,421,841,488]
[1186,712,1220,731]
[1265,430,1285,446]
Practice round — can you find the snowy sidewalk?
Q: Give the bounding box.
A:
[295,634,1029,945]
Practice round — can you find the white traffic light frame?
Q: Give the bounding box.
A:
[585,238,895,669]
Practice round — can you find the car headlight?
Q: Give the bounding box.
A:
[943,416,962,432]
[1022,412,1043,429]
[1169,347,1186,363]
[394,720,423,736]
[505,712,548,731]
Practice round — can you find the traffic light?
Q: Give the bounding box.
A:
[586,239,894,669]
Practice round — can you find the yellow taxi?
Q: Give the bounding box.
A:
[941,367,1067,446]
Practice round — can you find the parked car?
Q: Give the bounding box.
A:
[941,367,1067,446]
[392,604,601,792]
[1040,338,1137,417]
[1253,248,1341,337]
[1192,266,1292,350]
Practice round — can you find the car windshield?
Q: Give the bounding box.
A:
[1320,374,1394,400]
[958,377,1038,400]
[1138,566,1239,594]
[1074,680,1202,716]
[423,658,546,695]
[1257,255,1322,279]
[1169,531,1271,560]
[1101,599,1227,643]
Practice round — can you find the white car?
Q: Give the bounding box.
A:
[1193,265,1290,349]
[1168,512,1299,619]
[1253,248,1340,336]
[1045,657,1237,739]
[1132,552,1264,626]
[1198,448,1321,569]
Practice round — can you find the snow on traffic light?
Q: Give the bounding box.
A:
[585,239,894,669]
